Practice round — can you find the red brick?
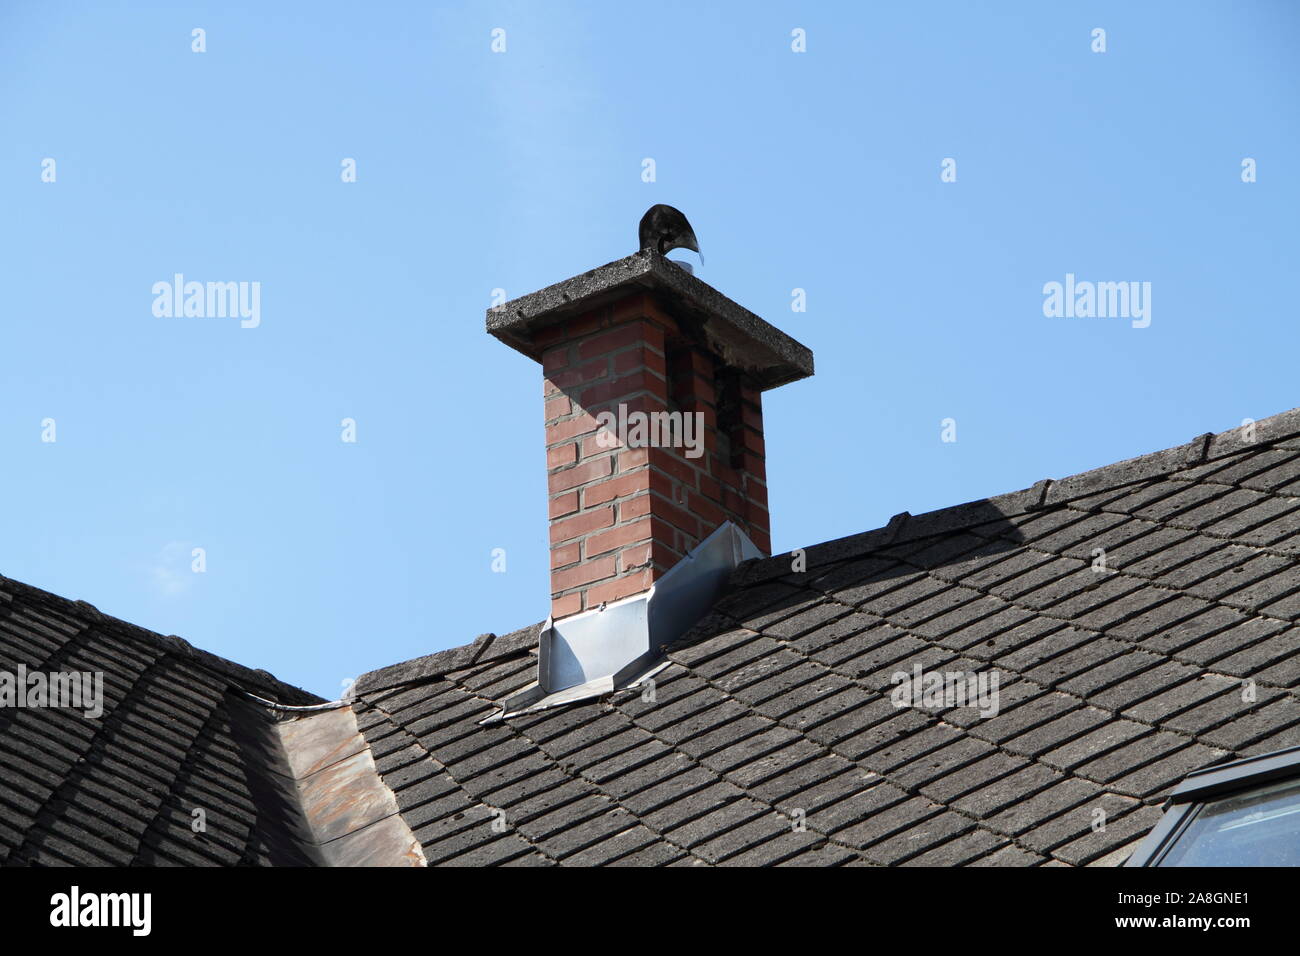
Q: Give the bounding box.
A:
[618,543,653,571]
[722,487,747,518]
[646,466,679,502]
[586,517,653,558]
[559,310,608,341]
[616,393,669,420]
[551,591,583,620]
[547,411,602,444]
[546,358,608,393]
[551,555,617,592]
[539,296,774,614]
[680,402,717,431]
[641,298,678,331]
[548,491,579,519]
[669,348,714,380]
[619,538,678,573]
[619,447,649,471]
[714,462,742,492]
[544,395,571,422]
[541,346,571,373]
[615,346,667,377]
[577,319,663,362]
[550,542,580,569]
[737,428,765,456]
[609,294,651,323]
[532,324,567,349]
[674,375,716,407]
[619,493,651,522]
[546,442,577,469]
[550,505,614,544]
[649,491,700,539]
[549,456,613,493]
[579,370,668,409]
[687,491,726,529]
[650,452,701,490]
[582,431,622,458]
[582,471,649,507]
[585,568,655,607]
[610,294,677,332]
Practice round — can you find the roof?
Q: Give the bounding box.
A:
[485,249,814,390]
[0,578,325,866]
[350,407,1300,866]
[3,407,1298,866]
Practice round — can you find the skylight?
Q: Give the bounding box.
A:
[1126,745,1300,867]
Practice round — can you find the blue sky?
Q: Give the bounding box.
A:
[2,1,1296,699]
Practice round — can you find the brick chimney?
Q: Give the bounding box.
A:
[488,249,813,621]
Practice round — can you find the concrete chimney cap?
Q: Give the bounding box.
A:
[485,250,814,391]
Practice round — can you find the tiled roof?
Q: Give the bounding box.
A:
[352,408,1300,866]
[3,409,1298,867]
[0,578,323,866]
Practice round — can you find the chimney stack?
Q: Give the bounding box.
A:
[488,222,813,622]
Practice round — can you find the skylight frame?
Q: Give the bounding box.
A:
[1125,744,1300,867]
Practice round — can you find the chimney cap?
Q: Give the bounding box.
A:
[486,250,814,391]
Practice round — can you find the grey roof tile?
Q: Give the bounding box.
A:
[864,810,976,865]
[722,828,828,866]
[1002,707,1110,758]
[1107,742,1229,798]
[1018,791,1142,854]
[833,795,943,851]
[641,783,741,833]
[1052,803,1165,866]
[1160,683,1278,736]
[952,764,1061,819]
[749,753,863,806]
[983,777,1100,836]
[901,827,1006,866]
[13,407,1300,867]
[969,843,1046,866]
[918,751,1027,803]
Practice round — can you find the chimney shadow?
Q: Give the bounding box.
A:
[713,498,1034,631]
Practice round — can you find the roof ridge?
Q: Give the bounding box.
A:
[352,405,1300,697]
[353,621,544,697]
[0,574,321,705]
[734,404,1300,586]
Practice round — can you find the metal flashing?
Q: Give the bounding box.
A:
[493,522,762,717]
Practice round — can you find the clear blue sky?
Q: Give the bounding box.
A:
[2,1,1296,698]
